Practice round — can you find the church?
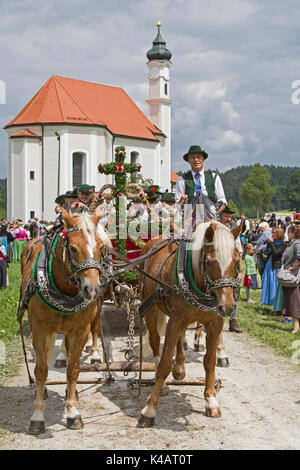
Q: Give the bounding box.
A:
[4,24,172,222]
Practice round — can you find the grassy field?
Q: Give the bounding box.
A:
[0,262,30,385]
[0,260,299,385]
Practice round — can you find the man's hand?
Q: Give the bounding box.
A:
[218,203,226,214]
[179,194,189,205]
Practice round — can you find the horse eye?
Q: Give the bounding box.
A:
[70,246,78,254]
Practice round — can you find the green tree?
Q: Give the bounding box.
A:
[282,169,300,211]
[238,164,277,217]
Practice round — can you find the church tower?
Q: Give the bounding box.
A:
[146,22,172,191]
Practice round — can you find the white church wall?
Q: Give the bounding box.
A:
[43,127,61,221]
[7,138,12,220]
[11,139,25,220]
[114,137,159,187]
[27,139,42,221]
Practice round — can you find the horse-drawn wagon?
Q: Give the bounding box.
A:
[17,147,241,434]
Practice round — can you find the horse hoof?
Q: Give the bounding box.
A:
[217,357,230,368]
[172,368,186,381]
[29,420,45,435]
[67,416,84,430]
[194,344,205,352]
[54,359,67,368]
[137,414,155,428]
[205,407,222,418]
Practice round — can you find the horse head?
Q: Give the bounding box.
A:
[61,208,111,301]
[192,221,241,317]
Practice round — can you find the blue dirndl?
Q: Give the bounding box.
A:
[261,257,280,306]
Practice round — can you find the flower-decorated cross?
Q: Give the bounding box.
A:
[98,146,142,254]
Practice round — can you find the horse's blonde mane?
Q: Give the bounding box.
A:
[191,221,236,276]
[77,212,112,249]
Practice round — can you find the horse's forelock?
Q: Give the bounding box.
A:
[191,221,235,276]
[78,212,112,248]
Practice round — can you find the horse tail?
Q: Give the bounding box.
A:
[142,307,167,358]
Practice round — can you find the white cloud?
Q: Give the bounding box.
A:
[220,101,240,125]
[183,81,227,102]
[205,129,244,153]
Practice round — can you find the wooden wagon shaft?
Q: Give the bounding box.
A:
[45,378,217,387]
[79,361,156,372]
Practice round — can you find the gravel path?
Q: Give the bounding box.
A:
[0,305,300,450]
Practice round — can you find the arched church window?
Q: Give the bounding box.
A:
[72,152,86,187]
[130,151,139,164]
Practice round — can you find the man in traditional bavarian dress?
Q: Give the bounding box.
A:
[175,145,227,220]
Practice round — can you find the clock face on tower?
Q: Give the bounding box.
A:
[149,66,160,79]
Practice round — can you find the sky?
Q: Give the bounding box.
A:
[0,0,300,178]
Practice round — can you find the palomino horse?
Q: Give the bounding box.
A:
[138,221,241,427]
[20,208,111,434]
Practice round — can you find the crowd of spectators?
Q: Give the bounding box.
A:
[232,214,300,334]
[0,217,48,288]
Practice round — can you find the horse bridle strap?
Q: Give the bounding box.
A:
[62,226,105,281]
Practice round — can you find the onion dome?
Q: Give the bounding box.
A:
[147,22,172,61]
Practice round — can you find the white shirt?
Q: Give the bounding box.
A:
[175,169,227,220]
[237,218,250,232]
[284,224,291,242]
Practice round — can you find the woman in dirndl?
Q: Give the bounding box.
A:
[12,221,29,261]
[261,228,286,307]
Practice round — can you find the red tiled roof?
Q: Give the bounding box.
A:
[170,171,179,183]
[10,129,41,138]
[5,75,162,141]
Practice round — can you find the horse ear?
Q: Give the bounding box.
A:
[61,208,76,229]
[204,223,216,243]
[231,224,242,240]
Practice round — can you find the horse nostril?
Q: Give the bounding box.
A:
[217,305,226,317]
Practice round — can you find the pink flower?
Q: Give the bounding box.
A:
[58,231,67,239]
